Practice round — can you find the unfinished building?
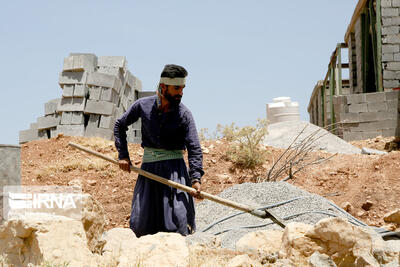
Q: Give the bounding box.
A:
[308,0,400,141]
[19,53,155,144]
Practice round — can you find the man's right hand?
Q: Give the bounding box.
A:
[118,158,132,173]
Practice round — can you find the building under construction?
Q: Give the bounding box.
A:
[308,0,400,141]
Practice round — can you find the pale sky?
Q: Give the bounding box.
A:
[0,1,358,145]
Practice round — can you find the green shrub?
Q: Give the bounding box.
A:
[218,119,268,169]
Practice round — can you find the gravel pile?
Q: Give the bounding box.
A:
[194,182,363,249]
[263,121,361,154]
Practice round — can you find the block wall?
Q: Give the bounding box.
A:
[334,91,400,141]
[381,0,400,90]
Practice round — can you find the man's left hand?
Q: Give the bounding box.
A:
[191,181,202,199]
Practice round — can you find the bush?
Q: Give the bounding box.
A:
[218,119,268,169]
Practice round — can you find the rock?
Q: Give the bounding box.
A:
[202,147,210,154]
[384,210,400,223]
[81,193,108,253]
[226,254,261,267]
[87,179,97,186]
[362,200,374,211]
[309,251,337,267]
[0,214,101,267]
[68,178,83,189]
[103,232,189,267]
[211,159,217,164]
[236,230,282,254]
[341,201,353,212]
[185,231,221,248]
[361,147,388,155]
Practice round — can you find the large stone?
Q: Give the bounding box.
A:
[227,254,261,267]
[102,232,189,267]
[0,214,101,267]
[81,194,108,254]
[236,230,282,254]
[384,209,400,223]
[309,251,337,267]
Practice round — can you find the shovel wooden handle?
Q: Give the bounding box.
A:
[68,142,286,228]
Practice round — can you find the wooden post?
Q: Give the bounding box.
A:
[329,65,336,133]
[376,0,383,92]
[337,43,343,95]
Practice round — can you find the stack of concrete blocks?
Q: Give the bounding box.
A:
[333,91,400,141]
[266,97,300,124]
[19,53,154,144]
[381,0,400,90]
[19,99,60,143]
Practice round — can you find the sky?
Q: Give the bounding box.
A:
[0,1,358,145]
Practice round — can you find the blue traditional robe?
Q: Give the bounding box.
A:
[114,95,204,237]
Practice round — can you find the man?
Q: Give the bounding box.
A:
[114,64,204,237]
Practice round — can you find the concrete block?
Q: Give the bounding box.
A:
[349,103,368,113]
[19,129,39,144]
[365,92,386,102]
[97,56,127,69]
[382,53,394,62]
[368,102,388,112]
[44,98,60,115]
[360,120,398,131]
[71,112,84,125]
[132,119,141,130]
[87,72,121,93]
[386,62,400,70]
[135,78,142,91]
[120,94,128,110]
[99,115,115,129]
[115,107,124,119]
[85,127,114,140]
[89,86,101,100]
[382,128,398,136]
[0,144,21,192]
[100,87,118,103]
[62,84,74,97]
[382,44,399,53]
[37,115,61,130]
[385,90,400,100]
[84,100,116,115]
[50,128,58,138]
[382,25,399,34]
[63,54,97,72]
[138,91,155,99]
[56,125,85,137]
[383,70,399,79]
[38,130,47,139]
[388,100,399,112]
[382,7,398,17]
[59,71,87,85]
[359,112,379,122]
[387,34,400,44]
[61,112,73,125]
[377,110,398,120]
[88,114,100,128]
[343,131,363,141]
[395,53,400,61]
[30,123,38,130]
[393,0,400,7]
[125,71,136,89]
[346,94,366,104]
[362,131,382,140]
[73,84,88,97]
[57,97,86,112]
[381,0,392,7]
[383,79,400,88]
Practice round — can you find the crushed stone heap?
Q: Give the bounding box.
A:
[19,53,154,144]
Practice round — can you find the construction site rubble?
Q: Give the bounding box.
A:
[18,53,154,144]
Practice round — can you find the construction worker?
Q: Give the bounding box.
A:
[114,64,204,237]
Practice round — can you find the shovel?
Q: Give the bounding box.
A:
[68,142,286,228]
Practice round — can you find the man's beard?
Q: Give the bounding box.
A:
[165,91,182,107]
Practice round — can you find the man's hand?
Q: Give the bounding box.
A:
[118,158,131,173]
[190,181,202,199]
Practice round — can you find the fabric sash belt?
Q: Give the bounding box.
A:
[142,147,183,163]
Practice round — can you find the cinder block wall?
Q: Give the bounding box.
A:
[334,91,399,141]
[381,0,400,90]
[19,54,155,144]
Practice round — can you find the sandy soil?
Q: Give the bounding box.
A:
[20,135,400,231]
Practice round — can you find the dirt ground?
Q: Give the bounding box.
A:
[20,135,400,231]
